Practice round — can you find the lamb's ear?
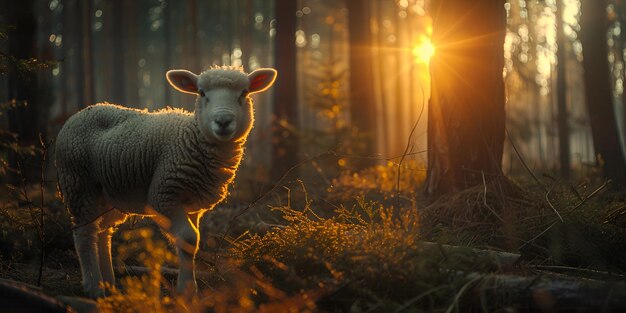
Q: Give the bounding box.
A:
[248,68,277,94]
[166,70,199,95]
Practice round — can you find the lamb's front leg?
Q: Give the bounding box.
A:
[164,209,199,294]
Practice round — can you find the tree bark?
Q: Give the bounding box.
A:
[271,0,299,180]
[346,0,377,167]
[580,0,626,184]
[425,0,507,196]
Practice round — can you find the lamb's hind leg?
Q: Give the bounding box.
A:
[97,210,128,290]
[97,227,114,288]
[65,183,107,298]
[73,221,104,298]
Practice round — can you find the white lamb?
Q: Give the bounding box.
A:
[55,66,277,298]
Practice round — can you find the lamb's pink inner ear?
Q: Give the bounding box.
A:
[248,69,277,94]
[166,70,198,94]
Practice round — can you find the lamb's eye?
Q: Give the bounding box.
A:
[198,90,206,98]
[239,90,249,103]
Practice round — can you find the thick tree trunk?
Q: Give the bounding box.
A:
[271,0,299,180]
[425,0,507,196]
[346,0,377,167]
[580,0,626,184]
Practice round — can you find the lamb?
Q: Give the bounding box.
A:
[55,66,277,298]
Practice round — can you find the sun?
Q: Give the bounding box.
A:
[412,38,435,65]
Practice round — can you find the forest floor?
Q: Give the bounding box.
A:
[0,162,625,312]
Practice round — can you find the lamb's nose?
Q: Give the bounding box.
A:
[215,116,233,129]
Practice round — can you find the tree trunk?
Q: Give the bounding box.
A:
[425,0,507,196]
[6,0,39,183]
[187,0,200,72]
[59,0,82,116]
[617,1,626,147]
[109,0,125,105]
[79,0,94,108]
[122,0,139,107]
[373,0,390,155]
[271,0,299,180]
[580,0,626,184]
[556,0,571,179]
[346,0,377,167]
[163,0,172,107]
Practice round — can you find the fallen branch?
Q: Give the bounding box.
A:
[471,272,626,312]
[419,241,520,268]
[0,278,68,312]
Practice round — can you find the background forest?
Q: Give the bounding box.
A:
[3,0,626,180]
[0,0,625,312]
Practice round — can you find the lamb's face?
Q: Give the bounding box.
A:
[194,87,253,142]
[166,67,277,143]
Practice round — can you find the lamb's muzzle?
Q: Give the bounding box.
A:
[212,113,236,140]
[56,66,277,298]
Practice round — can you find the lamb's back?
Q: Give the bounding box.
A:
[56,104,190,202]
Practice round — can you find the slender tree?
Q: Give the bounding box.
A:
[240,0,253,70]
[579,0,626,184]
[187,0,200,72]
[425,0,507,196]
[61,0,78,115]
[271,0,299,180]
[373,0,390,154]
[555,0,571,179]
[616,0,626,144]
[346,0,377,166]
[5,0,43,182]
[109,0,125,104]
[163,0,172,107]
[79,0,94,108]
